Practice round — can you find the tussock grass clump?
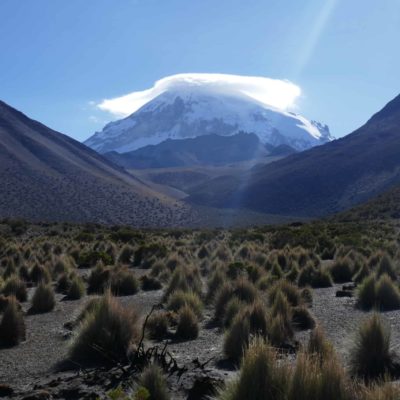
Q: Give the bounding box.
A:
[269,291,294,346]
[233,278,258,304]
[357,274,400,311]
[361,382,400,400]
[30,264,51,285]
[224,302,268,362]
[140,275,162,291]
[268,280,301,307]
[70,292,139,363]
[286,264,300,282]
[376,255,397,281]
[175,305,199,340]
[163,266,202,300]
[30,283,55,314]
[219,338,289,399]
[298,264,332,288]
[223,311,251,362]
[118,244,135,264]
[87,263,111,293]
[353,263,371,284]
[56,273,72,294]
[357,275,377,310]
[206,269,225,303]
[223,298,245,329]
[375,274,400,311]
[146,312,169,341]
[110,268,139,296]
[18,265,30,282]
[139,364,170,400]
[307,325,334,362]
[330,257,353,283]
[214,283,234,322]
[350,314,394,381]
[288,352,350,400]
[2,276,27,302]
[214,279,257,324]
[0,294,20,313]
[66,276,86,300]
[150,261,167,278]
[292,306,315,330]
[0,296,26,347]
[167,290,203,318]
[300,287,313,305]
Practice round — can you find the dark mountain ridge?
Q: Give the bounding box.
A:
[0,100,193,226]
[103,132,295,169]
[187,94,400,217]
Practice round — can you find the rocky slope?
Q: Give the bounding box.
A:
[0,100,194,226]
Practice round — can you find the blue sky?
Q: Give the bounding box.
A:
[1,0,399,141]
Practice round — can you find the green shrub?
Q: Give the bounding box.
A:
[350,314,393,381]
[0,296,26,347]
[30,283,55,314]
[78,250,113,268]
[139,364,170,400]
[175,305,199,340]
[2,276,27,302]
[70,292,139,363]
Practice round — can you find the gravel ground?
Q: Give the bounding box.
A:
[3,277,400,398]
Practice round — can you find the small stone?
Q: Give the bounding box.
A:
[0,384,13,398]
[336,290,353,298]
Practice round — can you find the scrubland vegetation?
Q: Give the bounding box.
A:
[0,217,400,399]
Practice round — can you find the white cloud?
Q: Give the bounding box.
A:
[96,73,301,117]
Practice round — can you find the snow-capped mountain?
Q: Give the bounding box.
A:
[85,80,333,154]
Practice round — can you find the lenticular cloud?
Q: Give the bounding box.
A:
[97,73,301,117]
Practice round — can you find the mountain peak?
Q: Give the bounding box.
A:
[85,77,333,154]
